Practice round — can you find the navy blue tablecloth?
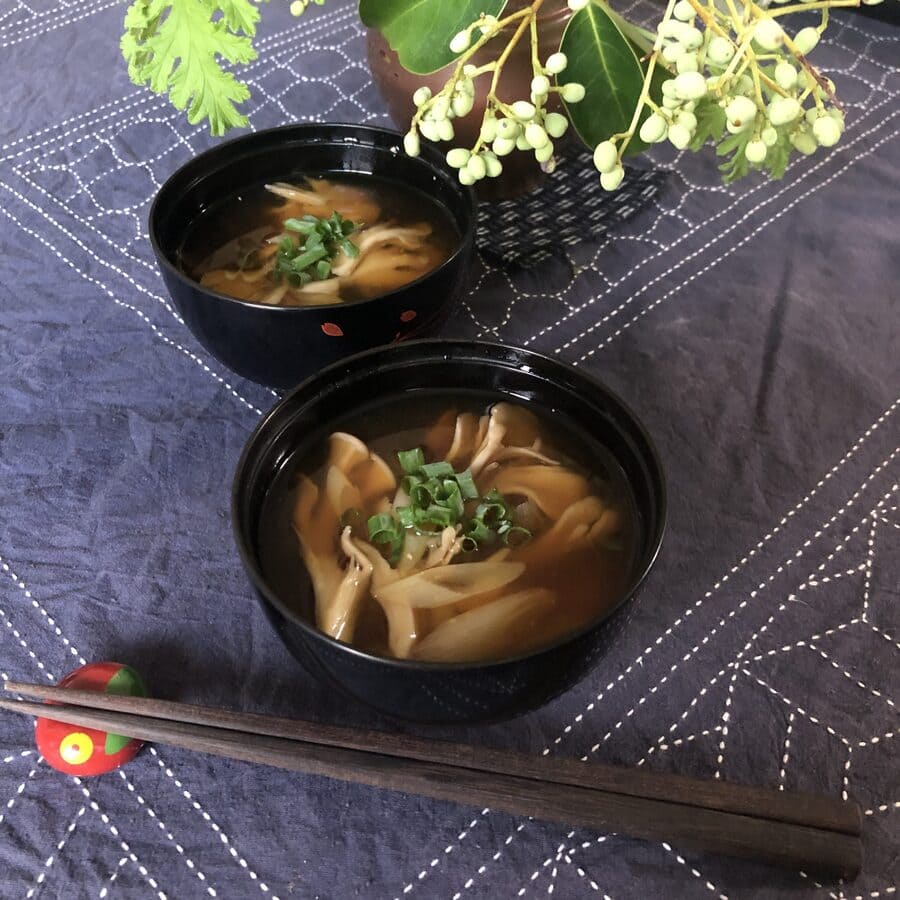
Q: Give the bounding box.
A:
[1,1,898,897]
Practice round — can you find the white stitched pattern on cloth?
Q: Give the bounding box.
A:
[1,4,898,899]
[393,428,899,896]
[0,552,281,899]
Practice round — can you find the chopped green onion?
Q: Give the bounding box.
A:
[442,480,465,518]
[410,482,437,509]
[398,448,425,475]
[502,525,532,547]
[367,512,400,542]
[455,469,479,500]
[367,512,404,564]
[475,490,508,526]
[420,461,455,479]
[400,474,422,495]
[415,505,454,529]
[283,217,317,235]
[289,245,329,272]
[367,444,539,567]
[272,211,359,286]
[464,518,493,545]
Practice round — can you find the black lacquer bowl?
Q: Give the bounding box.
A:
[149,124,476,389]
[232,341,666,724]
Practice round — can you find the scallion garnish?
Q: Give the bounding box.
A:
[367,512,404,564]
[455,469,479,500]
[363,445,533,565]
[464,518,493,545]
[474,489,509,527]
[502,525,532,547]
[416,505,455,529]
[398,448,425,474]
[272,210,360,286]
[420,460,455,479]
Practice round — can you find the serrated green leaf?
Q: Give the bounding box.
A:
[716,130,745,156]
[359,0,507,74]
[217,0,259,35]
[765,135,791,179]
[689,97,726,150]
[719,129,752,182]
[560,4,650,155]
[121,0,259,135]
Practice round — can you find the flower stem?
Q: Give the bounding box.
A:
[767,0,859,16]
[613,0,679,156]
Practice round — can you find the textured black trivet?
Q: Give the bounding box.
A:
[476,145,665,269]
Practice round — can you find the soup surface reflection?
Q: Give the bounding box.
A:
[258,393,639,664]
[180,174,458,307]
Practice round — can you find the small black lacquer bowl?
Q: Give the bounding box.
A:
[149,124,476,389]
[232,340,667,725]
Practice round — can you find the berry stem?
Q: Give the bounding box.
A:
[487,0,544,102]
[409,5,534,134]
[685,0,729,39]
[767,0,859,15]
[612,0,678,156]
[530,8,541,78]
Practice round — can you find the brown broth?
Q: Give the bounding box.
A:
[179,174,458,307]
[257,392,640,664]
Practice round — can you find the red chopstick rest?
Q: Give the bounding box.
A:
[35,662,147,776]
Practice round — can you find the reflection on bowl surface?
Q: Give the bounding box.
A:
[232,340,666,724]
[149,124,476,389]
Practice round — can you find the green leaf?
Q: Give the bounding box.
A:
[217,0,259,33]
[605,5,656,55]
[121,0,259,136]
[560,3,650,155]
[717,130,753,183]
[359,0,507,74]
[689,97,727,150]
[765,133,791,180]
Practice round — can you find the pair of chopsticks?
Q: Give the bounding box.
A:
[1,682,861,877]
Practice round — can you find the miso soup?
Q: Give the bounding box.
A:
[179,174,459,307]
[257,393,639,665]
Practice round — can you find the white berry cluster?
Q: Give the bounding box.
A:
[288,0,325,17]
[591,0,859,190]
[403,21,585,186]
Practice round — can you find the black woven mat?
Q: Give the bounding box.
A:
[476,146,664,269]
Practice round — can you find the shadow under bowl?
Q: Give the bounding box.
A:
[231,340,667,725]
[149,123,476,390]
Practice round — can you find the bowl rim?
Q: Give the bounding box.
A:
[147,122,477,314]
[231,338,668,672]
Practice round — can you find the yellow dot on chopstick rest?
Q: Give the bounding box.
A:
[59,731,94,765]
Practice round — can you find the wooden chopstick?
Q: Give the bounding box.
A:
[1,685,861,877]
[4,682,860,835]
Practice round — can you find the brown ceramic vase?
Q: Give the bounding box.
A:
[366,0,574,200]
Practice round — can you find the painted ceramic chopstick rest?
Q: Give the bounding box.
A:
[32,662,147,776]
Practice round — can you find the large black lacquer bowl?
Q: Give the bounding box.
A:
[149,124,476,389]
[232,340,666,724]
